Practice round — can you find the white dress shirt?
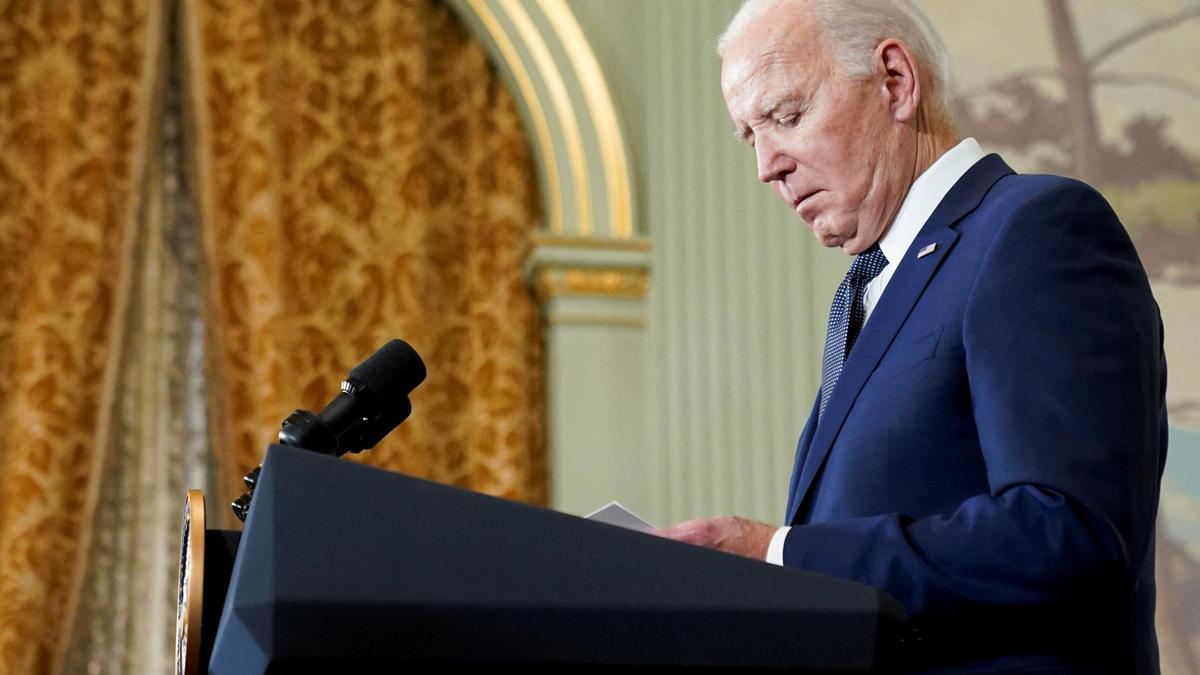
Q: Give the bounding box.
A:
[765,138,987,565]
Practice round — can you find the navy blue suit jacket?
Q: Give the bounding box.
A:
[781,155,1167,673]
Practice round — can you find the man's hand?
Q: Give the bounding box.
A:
[653,516,776,561]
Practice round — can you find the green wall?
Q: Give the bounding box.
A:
[562,0,849,525]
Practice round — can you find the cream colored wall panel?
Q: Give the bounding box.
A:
[565,0,846,526]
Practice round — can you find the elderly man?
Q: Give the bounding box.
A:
[656,1,1167,672]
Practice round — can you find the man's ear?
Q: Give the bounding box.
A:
[876,38,921,123]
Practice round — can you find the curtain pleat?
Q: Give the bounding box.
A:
[58,5,217,670]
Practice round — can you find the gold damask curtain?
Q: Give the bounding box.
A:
[1,0,546,673]
[184,0,546,508]
[0,0,160,672]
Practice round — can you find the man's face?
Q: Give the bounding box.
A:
[721,6,910,255]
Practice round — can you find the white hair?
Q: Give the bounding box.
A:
[718,0,953,118]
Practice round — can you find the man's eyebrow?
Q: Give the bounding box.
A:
[731,94,803,143]
[757,95,802,120]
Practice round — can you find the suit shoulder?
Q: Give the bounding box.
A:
[964,172,1129,249]
[965,171,1151,290]
[984,172,1114,217]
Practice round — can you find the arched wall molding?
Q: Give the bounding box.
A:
[444,0,652,514]
[444,0,639,242]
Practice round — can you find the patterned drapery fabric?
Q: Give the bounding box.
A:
[59,14,217,670]
[2,0,546,672]
[0,1,160,672]
[184,0,547,509]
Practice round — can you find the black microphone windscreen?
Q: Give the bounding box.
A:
[349,339,427,397]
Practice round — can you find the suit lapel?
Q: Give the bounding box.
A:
[786,155,1014,525]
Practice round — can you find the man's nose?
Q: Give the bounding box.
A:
[755,137,793,184]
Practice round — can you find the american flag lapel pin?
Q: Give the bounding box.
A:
[917,243,937,259]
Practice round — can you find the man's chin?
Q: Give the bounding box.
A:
[825,230,870,255]
[811,228,850,252]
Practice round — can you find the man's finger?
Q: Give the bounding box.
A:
[652,519,713,545]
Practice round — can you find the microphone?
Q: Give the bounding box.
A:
[231,339,427,521]
[278,339,427,457]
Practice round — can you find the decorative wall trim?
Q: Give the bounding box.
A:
[447,0,637,239]
[461,0,565,234]
[531,233,652,252]
[546,314,647,328]
[498,0,592,235]
[535,266,649,300]
[534,0,633,239]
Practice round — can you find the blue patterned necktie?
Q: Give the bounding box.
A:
[819,245,889,420]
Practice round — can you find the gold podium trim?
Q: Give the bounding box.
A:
[176,489,206,675]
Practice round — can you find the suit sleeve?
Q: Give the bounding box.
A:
[780,181,1166,622]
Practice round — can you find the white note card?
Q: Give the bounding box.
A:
[583,501,656,533]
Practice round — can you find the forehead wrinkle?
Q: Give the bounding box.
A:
[726,49,788,118]
[724,4,831,98]
[758,91,804,121]
[748,65,811,128]
[723,8,824,140]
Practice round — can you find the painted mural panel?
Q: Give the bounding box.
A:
[920,1,1199,672]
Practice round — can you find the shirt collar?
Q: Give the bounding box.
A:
[877,137,986,265]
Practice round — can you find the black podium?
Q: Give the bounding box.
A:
[204,445,906,672]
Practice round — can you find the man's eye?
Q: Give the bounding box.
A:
[778,114,800,128]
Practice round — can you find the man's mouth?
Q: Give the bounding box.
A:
[793,190,821,215]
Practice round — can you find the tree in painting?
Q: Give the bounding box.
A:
[952,0,1200,281]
